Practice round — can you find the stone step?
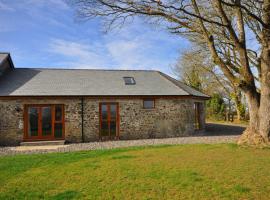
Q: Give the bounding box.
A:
[20,140,65,146]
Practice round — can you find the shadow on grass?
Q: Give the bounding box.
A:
[0,144,173,183]
[111,155,137,160]
[49,190,81,200]
[233,185,251,193]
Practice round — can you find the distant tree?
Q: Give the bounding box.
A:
[207,93,226,120]
[173,48,207,92]
[70,0,270,146]
[173,46,246,121]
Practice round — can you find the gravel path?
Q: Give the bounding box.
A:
[0,135,239,156]
[204,122,246,136]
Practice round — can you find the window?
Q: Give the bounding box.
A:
[123,77,136,85]
[143,99,155,109]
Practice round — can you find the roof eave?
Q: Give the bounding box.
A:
[0,94,210,100]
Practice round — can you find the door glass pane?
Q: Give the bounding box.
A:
[194,103,199,130]
[55,105,62,121]
[54,123,63,138]
[110,121,116,136]
[42,107,52,136]
[28,107,38,137]
[110,105,117,120]
[101,104,108,120]
[101,121,109,136]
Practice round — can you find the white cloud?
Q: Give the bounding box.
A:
[104,25,183,71]
[48,38,110,68]
[23,0,69,10]
[0,0,69,12]
[48,35,177,72]
[106,39,145,69]
[0,1,15,11]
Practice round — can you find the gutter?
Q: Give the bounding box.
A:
[81,97,84,142]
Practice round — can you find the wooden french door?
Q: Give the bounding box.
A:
[194,102,202,130]
[24,105,65,141]
[99,103,119,140]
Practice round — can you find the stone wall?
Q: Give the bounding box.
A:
[0,99,82,146]
[0,97,206,146]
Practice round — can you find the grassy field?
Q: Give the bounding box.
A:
[0,144,270,200]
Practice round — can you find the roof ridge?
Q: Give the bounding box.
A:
[15,67,158,72]
[157,71,191,95]
[157,71,210,98]
[156,71,190,95]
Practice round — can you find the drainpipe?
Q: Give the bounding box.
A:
[81,97,84,143]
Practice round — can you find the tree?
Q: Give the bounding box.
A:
[207,93,226,120]
[173,48,209,92]
[70,0,270,146]
[173,46,246,121]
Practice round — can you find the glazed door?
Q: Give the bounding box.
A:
[100,103,119,140]
[194,102,202,130]
[41,106,53,138]
[25,105,65,141]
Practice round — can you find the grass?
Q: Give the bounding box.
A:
[1,144,270,199]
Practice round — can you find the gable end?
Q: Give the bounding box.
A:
[0,53,14,77]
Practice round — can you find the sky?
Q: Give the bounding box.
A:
[0,0,190,76]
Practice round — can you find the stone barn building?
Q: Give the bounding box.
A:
[0,53,209,146]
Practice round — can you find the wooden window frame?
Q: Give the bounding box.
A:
[143,99,155,109]
[99,102,120,140]
[23,104,65,141]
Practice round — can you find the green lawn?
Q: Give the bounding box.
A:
[1,144,270,200]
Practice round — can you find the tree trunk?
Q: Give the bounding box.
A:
[237,70,270,146]
[232,92,243,121]
[258,0,270,143]
[237,0,270,147]
[258,48,270,142]
[237,89,264,146]
[235,105,241,121]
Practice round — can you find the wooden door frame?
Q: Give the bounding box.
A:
[23,104,65,141]
[194,102,202,130]
[99,102,120,140]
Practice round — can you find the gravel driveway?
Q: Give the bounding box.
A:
[0,122,245,156]
[204,122,246,136]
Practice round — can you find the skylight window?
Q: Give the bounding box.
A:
[123,77,136,85]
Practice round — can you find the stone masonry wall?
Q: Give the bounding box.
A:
[82,98,204,141]
[0,99,82,146]
[0,98,206,146]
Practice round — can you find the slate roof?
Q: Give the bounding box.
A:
[0,68,209,98]
[0,53,9,65]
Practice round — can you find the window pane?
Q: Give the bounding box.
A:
[28,107,38,137]
[143,100,154,109]
[101,104,108,120]
[42,107,52,136]
[110,105,117,120]
[110,121,116,136]
[54,123,63,138]
[55,105,62,121]
[101,121,109,136]
[123,77,136,85]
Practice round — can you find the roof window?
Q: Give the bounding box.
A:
[123,77,136,85]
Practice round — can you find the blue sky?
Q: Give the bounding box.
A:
[0,0,190,75]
